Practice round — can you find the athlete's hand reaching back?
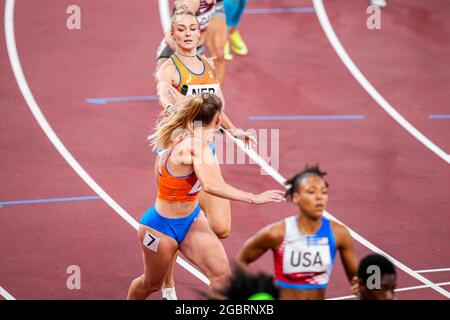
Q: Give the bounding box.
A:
[167,86,191,108]
[252,190,286,204]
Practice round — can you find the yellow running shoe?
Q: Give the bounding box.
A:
[224,40,233,61]
[230,30,248,56]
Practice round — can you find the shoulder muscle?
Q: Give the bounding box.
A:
[252,221,285,250]
[157,59,179,86]
[331,220,352,248]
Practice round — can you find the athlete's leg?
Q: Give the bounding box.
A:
[127,225,178,300]
[224,0,247,30]
[199,189,231,239]
[205,16,227,85]
[225,0,248,56]
[163,253,176,288]
[153,154,177,297]
[179,211,231,298]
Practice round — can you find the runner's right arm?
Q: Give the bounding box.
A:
[192,139,285,204]
[237,222,284,268]
[156,61,180,113]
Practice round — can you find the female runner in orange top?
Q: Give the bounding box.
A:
[155,7,254,299]
[127,94,284,299]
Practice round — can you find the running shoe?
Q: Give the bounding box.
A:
[224,40,233,61]
[230,30,248,56]
[162,286,178,300]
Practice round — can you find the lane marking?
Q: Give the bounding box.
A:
[0,287,16,300]
[312,0,449,164]
[86,95,157,105]
[158,0,171,34]
[5,0,210,294]
[244,7,315,15]
[0,196,101,206]
[249,115,364,121]
[157,0,450,298]
[327,281,450,300]
[429,114,450,120]
[416,267,450,274]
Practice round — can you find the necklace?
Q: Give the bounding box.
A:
[176,50,197,58]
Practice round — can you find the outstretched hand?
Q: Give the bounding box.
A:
[252,190,286,205]
[167,86,190,106]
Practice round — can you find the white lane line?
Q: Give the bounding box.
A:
[176,257,210,284]
[416,267,450,274]
[312,0,450,164]
[327,281,450,300]
[0,286,16,300]
[157,0,450,299]
[158,0,171,34]
[4,0,209,288]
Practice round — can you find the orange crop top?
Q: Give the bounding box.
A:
[170,54,219,96]
[157,140,201,202]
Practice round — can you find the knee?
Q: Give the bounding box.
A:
[209,39,225,62]
[207,215,231,239]
[212,224,231,239]
[141,277,162,295]
[213,46,225,62]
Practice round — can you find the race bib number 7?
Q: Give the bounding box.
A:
[283,239,331,274]
[187,84,219,96]
[143,231,160,253]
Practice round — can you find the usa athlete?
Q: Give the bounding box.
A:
[237,165,358,300]
[127,94,284,300]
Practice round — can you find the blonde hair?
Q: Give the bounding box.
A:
[170,4,199,32]
[149,94,222,150]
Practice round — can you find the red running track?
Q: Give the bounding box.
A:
[0,0,449,300]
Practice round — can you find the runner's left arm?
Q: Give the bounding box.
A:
[333,221,359,283]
